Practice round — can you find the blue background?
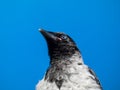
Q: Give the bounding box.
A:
[0,0,120,90]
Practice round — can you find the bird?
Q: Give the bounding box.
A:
[36,29,103,90]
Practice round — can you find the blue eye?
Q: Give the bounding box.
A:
[61,35,67,40]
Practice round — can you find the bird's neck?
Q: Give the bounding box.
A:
[48,43,81,65]
[44,51,84,89]
[50,51,83,65]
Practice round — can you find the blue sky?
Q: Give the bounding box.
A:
[0,0,120,90]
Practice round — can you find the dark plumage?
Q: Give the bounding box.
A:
[36,29,102,90]
[40,30,79,64]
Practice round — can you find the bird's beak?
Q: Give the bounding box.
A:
[39,29,60,41]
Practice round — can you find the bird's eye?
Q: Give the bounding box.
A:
[60,35,67,40]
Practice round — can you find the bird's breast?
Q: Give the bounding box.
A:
[36,53,102,90]
[36,59,101,90]
[36,65,101,90]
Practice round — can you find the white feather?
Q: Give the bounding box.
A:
[36,52,101,90]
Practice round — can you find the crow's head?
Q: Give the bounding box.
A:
[40,29,80,63]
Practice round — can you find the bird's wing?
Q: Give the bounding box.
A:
[88,67,103,89]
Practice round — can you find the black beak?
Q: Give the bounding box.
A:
[39,29,59,41]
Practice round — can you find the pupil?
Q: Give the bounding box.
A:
[61,35,67,39]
